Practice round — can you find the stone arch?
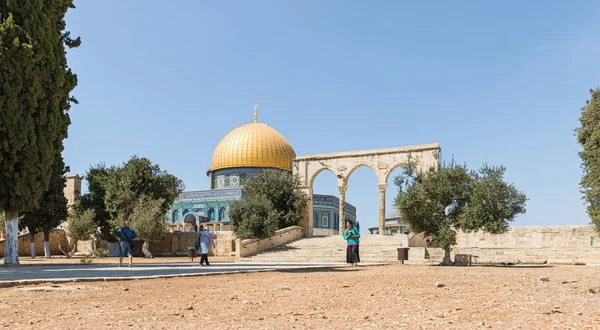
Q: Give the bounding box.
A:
[384,162,411,184]
[344,164,377,186]
[309,167,337,188]
[293,143,441,237]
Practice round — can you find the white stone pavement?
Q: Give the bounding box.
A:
[0,262,381,287]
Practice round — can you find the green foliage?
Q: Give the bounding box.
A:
[94,248,108,258]
[104,156,183,227]
[76,163,113,238]
[458,165,527,234]
[576,88,600,233]
[80,248,108,264]
[21,154,69,236]
[394,158,527,263]
[67,208,96,242]
[128,195,168,242]
[0,1,79,212]
[229,171,308,239]
[245,170,308,229]
[230,194,279,239]
[0,211,4,233]
[76,157,183,241]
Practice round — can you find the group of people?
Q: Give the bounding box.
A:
[115,221,215,267]
[115,220,361,267]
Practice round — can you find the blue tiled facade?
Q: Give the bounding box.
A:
[166,176,357,236]
[207,167,274,190]
[312,194,356,233]
[166,188,244,225]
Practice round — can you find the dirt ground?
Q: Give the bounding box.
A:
[0,264,599,329]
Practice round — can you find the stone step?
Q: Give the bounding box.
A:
[239,235,426,263]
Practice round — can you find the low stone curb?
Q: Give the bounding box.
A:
[0,263,389,289]
[0,269,279,289]
[0,261,220,268]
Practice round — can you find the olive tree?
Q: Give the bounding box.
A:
[59,208,96,259]
[229,170,308,239]
[128,196,168,258]
[395,160,527,265]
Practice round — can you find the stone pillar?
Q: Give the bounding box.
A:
[378,183,388,235]
[64,174,83,206]
[298,186,313,237]
[338,185,348,235]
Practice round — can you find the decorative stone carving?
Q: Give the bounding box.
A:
[337,165,347,171]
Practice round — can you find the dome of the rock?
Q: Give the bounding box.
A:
[209,122,296,172]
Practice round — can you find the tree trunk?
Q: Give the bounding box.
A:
[142,241,153,258]
[29,231,36,259]
[43,227,51,259]
[439,247,454,266]
[58,238,76,259]
[3,210,20,264]
[90,236,97,254]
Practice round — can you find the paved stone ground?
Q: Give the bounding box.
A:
[0,262,359,285]
[1,256,237,266]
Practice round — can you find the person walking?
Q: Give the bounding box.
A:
[195,225,215,266]
[116,221,137,268]
[343,220,361,266]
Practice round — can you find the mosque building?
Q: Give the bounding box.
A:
[166,106,356,236]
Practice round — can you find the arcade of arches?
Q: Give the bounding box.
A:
[293,143,440,237]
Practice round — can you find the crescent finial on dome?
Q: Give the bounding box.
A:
[253,104,258,122]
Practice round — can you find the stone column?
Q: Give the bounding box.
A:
[338,185,348,235]
[378,183,388,235]
[298,186,313,237]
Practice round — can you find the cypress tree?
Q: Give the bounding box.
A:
[576,88,600,232]
[0,1,79,264]
[21,153,69,258]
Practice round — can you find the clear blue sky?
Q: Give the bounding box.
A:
[64,1,600,231]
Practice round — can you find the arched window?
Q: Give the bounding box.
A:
[182,209,189,216]
[219,207,227,221]
[334,214,339,231]
[172,210,180,223]
[208,208,215,222]
[322,212,329,228]
[184,214,196,224]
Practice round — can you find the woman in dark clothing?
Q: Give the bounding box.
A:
[343,220,360,265]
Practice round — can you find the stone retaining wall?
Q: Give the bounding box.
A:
[150,231,237,257]
[0,230,67,256]
[452,226,599,263]
[240,226,304,258]
[75,231,238,257]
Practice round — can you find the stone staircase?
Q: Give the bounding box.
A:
[238,234,444,264]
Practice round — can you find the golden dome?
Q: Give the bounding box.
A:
[209,122,296,172]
